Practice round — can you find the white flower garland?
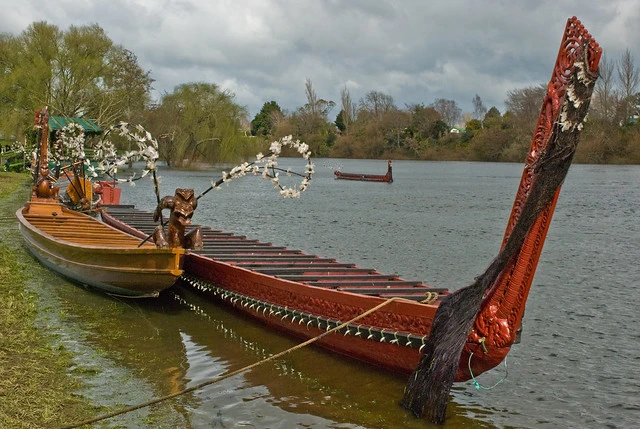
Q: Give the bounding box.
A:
[50,121,160,187]
[52,122,93,176]
[207,135,314,199]
[94,122,160,186]
[51,124,312,202]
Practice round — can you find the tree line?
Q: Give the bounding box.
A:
[2,22,639,167]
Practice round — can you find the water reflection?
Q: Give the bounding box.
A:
[36,260,496,428]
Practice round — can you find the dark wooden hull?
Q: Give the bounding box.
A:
[17,201,184,297]
[334,160,393,183]
[333,171,392,182]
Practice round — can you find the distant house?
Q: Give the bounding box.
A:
[620,113,639,126]
[450,127,465,134]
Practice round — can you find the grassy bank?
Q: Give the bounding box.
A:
[0,173,94,428]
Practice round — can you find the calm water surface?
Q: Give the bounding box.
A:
[26,159,640,428]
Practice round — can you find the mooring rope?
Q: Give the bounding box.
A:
[60,296,405,429]
[419,291,439,305]
[467,352,508,390]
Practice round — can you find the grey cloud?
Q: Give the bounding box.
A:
[2,0,638,118]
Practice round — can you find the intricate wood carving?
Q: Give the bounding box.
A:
[32,108,60,200]
[153,188,203,250]
[466,16,602,361]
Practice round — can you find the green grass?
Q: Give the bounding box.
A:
[0,172,95,428]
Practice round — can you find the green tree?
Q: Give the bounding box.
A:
[148,82,250,167]
[468,126,514,161]
[251,100,282,136]
[406,104,440,140]
[465,119,482,131]
[431,120,450,140]
[103,48,153,124]
[0,22,153,141]
[483,106,502,128]
[335,109,346,133]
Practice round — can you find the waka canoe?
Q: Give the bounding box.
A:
[17,106,184,298]
[334,159,393,182]
[101,204,447,374]
[17,201,184,297]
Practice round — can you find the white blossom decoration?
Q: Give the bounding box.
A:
[201,135,314,200]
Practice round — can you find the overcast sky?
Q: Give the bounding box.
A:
[2,0,639,120]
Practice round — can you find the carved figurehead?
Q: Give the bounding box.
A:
[385,159,393,183]
[152,188,203,250]
[32,107,60,200]
[33,162,60,199]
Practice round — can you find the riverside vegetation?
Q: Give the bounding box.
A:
[2,22,639,169]
[0,173,95,428]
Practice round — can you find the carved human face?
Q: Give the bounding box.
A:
[171,189,197,227]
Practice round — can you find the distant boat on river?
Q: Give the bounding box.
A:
[334,159,393,183]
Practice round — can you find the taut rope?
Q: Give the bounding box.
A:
[60,296,405,429]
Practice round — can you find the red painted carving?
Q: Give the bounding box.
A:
[464,17,602,373]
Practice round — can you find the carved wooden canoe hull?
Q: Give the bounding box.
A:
[101,207,469,377]
[100,202,519,379]
[334,160,393,182]
[333,172,391,182]
[17,201,184,297]
[103,203,511,379]
[181,254,439,374]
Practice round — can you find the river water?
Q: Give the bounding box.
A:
[25,159,640,428]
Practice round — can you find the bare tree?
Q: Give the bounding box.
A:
[593,54,617,123]
[340,85,354,135]
[298,78,334,135]
[505,85,546,124]
[270,109,285,130]
[305,78,318,116]
[472,94,487,123]
[617,49,639,123]
[431,98,461,128]
[359,90,395,120]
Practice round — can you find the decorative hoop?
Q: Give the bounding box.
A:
[200,135,314,200]
[93,122,160,186]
